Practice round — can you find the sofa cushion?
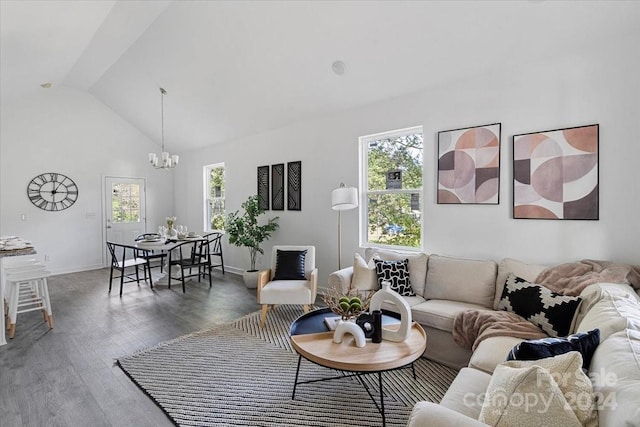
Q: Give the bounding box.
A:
[412,300,490,332]
[381,295,426,309]
[589,329,640,427]
[494,258,547,309]
[469,336,524,374]
[506,329,600,369]
[364,248,429,296]
[479,352,596,426]
[440,367,492,420]
[576,283,640,340]
[373,258,415,296]
[259,280,312,305]
[408,402,488,427]
[351,253,377,291]
[498,273,581,337]
[424,255,497,308]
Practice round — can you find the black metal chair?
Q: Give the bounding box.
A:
[106,242,153,296]
[204,231,225,274]
[135,234,167,272]
[167,239,212,292]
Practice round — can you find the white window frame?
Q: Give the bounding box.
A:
[358,125,424,252]
[203,162,225,232]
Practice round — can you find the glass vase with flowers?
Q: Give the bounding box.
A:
[166,216,177,239]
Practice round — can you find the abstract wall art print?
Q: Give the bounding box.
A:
[287,161,301,211]
[257,165,270,211]
[513,124,599,220]
[271,163,285,211]
[437,123,501,204]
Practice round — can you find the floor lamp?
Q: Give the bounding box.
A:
[331,183,358,270]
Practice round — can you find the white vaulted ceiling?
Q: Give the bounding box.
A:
[2,0,639,153]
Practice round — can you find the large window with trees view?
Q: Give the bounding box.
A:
[204,163,225,231]
[360,126,423,249]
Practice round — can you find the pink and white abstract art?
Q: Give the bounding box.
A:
[513,124,599,220]
[438,123,501,204]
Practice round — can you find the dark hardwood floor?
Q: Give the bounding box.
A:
[0,267,262,426]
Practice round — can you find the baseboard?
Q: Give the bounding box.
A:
[224,266,245,276]
[49,263,105,276]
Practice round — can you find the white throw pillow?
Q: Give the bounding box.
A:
[351,253,377,291]
[479,352,597,427]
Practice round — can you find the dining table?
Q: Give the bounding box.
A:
[0,237,37,346]
[135,235,207,286]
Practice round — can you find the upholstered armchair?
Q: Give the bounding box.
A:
[257,245,317,327]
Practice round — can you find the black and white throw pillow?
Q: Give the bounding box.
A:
[498,273,582,337]
[507,329,600,369]
[373,258,415,296]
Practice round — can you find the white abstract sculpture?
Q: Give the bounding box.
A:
[369,281,412,342]
[333,321,367,348]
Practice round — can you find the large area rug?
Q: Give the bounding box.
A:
[117,306,458,426]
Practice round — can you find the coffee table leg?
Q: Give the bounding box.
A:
[378,371,386,427]
[292,354,302,399]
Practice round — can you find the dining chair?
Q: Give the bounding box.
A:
[257,245,317,327]
[167,239,212,292]
[203,231,225,274]
[135,234,167,272]
[106,242,153,296]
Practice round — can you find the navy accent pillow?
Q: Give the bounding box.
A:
[373,258,415,296]
[273,250,307,280]
[498,273,582,337]
[506,329,600,369]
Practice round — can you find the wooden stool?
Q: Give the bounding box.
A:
[5,269,52,338]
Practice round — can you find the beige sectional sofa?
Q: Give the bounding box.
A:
[327,249,640,426]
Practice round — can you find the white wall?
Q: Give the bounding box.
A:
[175,32,640,288]
[0,87,174,274]
[2,32,637,280]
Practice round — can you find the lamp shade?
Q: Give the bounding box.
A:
[331,185,358,211]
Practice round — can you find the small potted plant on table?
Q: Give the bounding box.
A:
[225,195,279,288]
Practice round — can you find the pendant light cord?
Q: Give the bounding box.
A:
[160,87,166,152]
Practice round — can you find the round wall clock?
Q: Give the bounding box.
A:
[27,172,78,211]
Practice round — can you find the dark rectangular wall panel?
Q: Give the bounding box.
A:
[257,165,269,210]
[287,161,301,211]
[271,163,285,210]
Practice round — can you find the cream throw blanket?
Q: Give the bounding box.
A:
[453,259,640,350]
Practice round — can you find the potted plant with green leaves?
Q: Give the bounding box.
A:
[225,195,279,288]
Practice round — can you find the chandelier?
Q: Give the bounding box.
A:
[148,87,179,169]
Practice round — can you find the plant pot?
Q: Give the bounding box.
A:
[243,270,259,289]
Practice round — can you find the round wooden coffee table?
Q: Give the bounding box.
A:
[289,308,427,426]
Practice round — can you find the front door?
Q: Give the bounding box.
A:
[104,177,146,262]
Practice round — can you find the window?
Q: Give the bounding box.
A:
[111,183,141,223]
[204,163,225,231]
[360,126,423,249]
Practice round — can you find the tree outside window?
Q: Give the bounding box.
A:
[205,163,225,231]
[361,127,423,249]
[112,183,140,223]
